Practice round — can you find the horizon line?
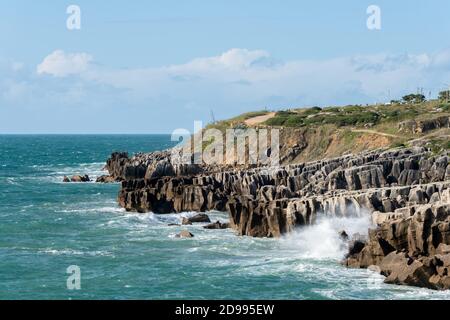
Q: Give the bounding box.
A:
[0,132,174,135]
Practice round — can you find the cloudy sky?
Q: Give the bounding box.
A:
[1,0,450,133]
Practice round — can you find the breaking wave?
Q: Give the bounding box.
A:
[280,215,373,260]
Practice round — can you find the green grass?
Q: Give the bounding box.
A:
[341,130,359,144]
[265,106,380,127]
[207,100,449,142]
[206,110,269,131]
[262,100,449,130]
[200,99,449,163]
[438,103,450,112]
[231,111,269,121]
[427,139,450,155]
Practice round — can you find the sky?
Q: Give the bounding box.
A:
[1,0,450,133]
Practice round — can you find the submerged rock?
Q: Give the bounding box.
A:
[176,230,194,238]
[65,175,90,182]
[181,218,192,225]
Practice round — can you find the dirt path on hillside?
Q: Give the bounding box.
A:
[351,129,399,138]
[409,128,450,144]
[244,112,276,126]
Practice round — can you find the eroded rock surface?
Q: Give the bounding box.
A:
[105,145,450,289]
[64,175,91,182]
[343,198,450,290]
[182,213,211,225]
[176,230,194,238]
[107,146,449,237]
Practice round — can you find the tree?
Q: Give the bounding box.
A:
[402,93,426,104]
[415,94,426,103]
[438,90,450,102]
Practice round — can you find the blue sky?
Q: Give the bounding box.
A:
[1,0,450,133]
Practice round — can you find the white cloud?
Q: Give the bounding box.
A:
[3,48,450,132]
[24,48,450,109]
[183,48,273,70]
[84,48,450,107]
[37,50,93,77]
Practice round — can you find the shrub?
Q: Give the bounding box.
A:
[438,103,450,112]
[284,115,306,127]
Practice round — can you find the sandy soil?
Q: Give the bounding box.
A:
[244,112,276,126]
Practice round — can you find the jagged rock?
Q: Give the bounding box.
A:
[105,152,129,180]
[145,160,175,179]
[408,187,427,204]
[70,175,90,182]
[96,175,116,183]
[203,221,230,229]
[398,116,450,134]
[105,143,450,290]
[111,146,450,237]
[344,202,450,290]
[182,213,211,225]
[339,230,349,241]
[437,243,450,255]
[380,252,438,289]
[348,240,366,256]
[176,230,194,238]
[181,218,192,225]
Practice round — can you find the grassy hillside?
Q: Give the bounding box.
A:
[206,100,450,163]
[205,111,269,131]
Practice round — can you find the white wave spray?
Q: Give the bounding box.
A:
[280,213,373,260]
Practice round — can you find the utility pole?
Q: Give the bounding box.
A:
[210,109,216,124]
[417,87,424,95]
[447,84,450,102]
[442,83,450,102]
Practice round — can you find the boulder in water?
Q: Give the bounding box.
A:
[203,221,230,229]
[66,175,90,182]
[176,230,194,238]
[181,218,192,225]
[182,213,211,225]
[338,230,349,241]
[96,175,115,183]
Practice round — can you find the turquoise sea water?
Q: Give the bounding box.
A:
[0,135,449,300]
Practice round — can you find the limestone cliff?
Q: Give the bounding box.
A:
[102,101,450,290]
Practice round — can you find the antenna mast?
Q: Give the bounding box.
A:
[210,109,216,124]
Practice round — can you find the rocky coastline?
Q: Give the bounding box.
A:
[101,140,449,290]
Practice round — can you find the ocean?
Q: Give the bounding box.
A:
[0,134,449,300]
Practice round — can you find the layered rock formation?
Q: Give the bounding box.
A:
[106,146,449,236]
[104,140,450,290]
[398,116,450,134]
[344,197,450,290]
